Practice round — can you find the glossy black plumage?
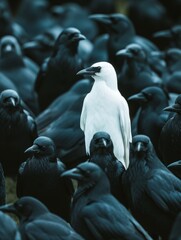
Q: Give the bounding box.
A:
[128,86,169,156]
[116,43,162,99]
[159,94,181,165]
[35,27,86,111]
[0,196,84,240]
[0,211,21,240]
[89,131,125,205]
[0,89,38,176]
[62,162,152,240]
[122,134,181,239]
[17,136,74,222]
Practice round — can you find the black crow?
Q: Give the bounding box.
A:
[128,86,169,156]
[116,43,162,99]
[62,162,152,240]
[0,35,39,115]
[159,94,181,165]
[0,211,21,240]
[39,94,88,169]
[17,136,74,222]
[122,134,181,239]
[35,27,86,111]
[89,131,126,205]
[167,160,181,179]
[0,162,5,205]
[0,89,38,176]
[0,196,84,240]
[89,13,158,69]
[36,79,93,132]
[78,62,132,169]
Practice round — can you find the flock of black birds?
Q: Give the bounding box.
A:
[0,0,181,239]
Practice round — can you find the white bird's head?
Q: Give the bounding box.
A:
[77,61,118,90]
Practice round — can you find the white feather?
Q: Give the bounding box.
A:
[80,62,132,169]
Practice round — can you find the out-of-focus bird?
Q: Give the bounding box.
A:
[62,162,152,240]
[89,131,125,205]
[159,94,181,165]
[0,89,38,176]
[78,61,132,169]
[0,196,85,240]
[122,134,181,239]
[128,86,169,156]
[17,136,74,222]
[89,13,158,69]
[0,35,39,115]
[0,211,21,240]
[0,163,5,206]
[116,43,163,99]
[39,94,88,169]
[153,25,181,50]
[35,27,86,111]
[167,160,181,180]
[36,79,93,132]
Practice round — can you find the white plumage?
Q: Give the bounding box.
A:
[79,62,132,169]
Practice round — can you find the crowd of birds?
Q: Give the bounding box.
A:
[0,0,181,239]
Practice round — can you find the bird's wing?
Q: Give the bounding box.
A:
[80,95,88,131]
[146,169,181,214]
[23,109,38,139]
[119,96,132,168]
[81,199,146,240]
[25,220,83,240]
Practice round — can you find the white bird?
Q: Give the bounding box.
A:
[77,61,132,169]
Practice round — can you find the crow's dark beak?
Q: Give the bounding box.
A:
[23,41,42,50]
[7,97,16,106]
[77,66,101,77]
[167,161,181,169]
[72,33,86,42]
[153,30,172,39]
[128,93,148,103]
[0,203,17,215]
[89,14,112,25]
[135,142,145,152]
[163,103,181,113]
[61,168,84,181]
[24,145,40,154]
[116,49,132,58]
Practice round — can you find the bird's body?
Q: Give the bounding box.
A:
[0,196,84,240]
[62,162,152,240]
[17,136,74,221]
[79,62,132,168]
[122,135,181,239]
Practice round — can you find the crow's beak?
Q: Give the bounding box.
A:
[0,203,17,215]
[72,33,86,42]
[61,168,84,181]
[153,30,172,39]
[163,103,181,113]
[7,97,16,106]
[24,145,40,154]
[89,14,112,25]
[23,41,42,50]
[167,161,181,169]
[135,142,145,152]
[128,93,148,103]
[116,49,132,58]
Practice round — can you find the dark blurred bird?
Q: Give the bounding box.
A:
[122,134,181,239]
[0,211,21,240]
[36,79,93,132]
[89,13,158,69]
[116,43,163,99]
[39,94,87,169]
[62,162,152,240]
[167,160,181,180]
[153,25,181,50]
[169,212,181,240]
[127,0,170,40]
[89,131,125,205]
[0,89,38,176]
[17,136,74,222]
[0,163,5,206]
[159,94,181,165]
[35,27,86,111]
[16,0,57,38]
[0,196,85,240]
[0,35,39,115]
[78,62,132,169]
[128,86,169,156]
